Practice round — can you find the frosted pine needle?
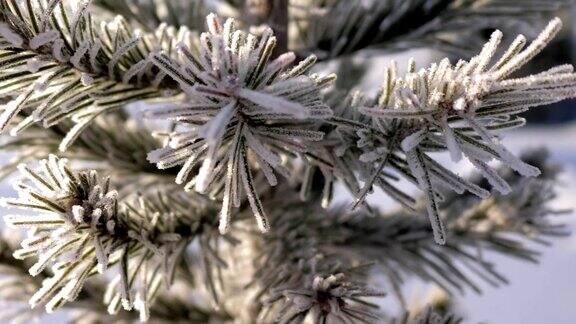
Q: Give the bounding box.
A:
[2,155,119,310]
[265,273,384,323]
[0,1,187,145]
[0,155,220,321]
[320,18,575,244]
[0,2,573,323]
[147,14,335,233]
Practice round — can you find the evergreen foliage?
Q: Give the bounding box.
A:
[0,0,573,322]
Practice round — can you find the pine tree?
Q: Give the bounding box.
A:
[0,1,573,323]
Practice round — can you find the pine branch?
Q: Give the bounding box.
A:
[146,13,335,234]
[0,0,188,149]
[93,0,212,32]
[0,232,134,322]
[92,0,572,60]
[0,6,574,323]
[251,198,386,323]
[293,0,572,60]
[264,271,384,323]
[0,114,176,194]
[340,150,564,299]
[4,7,572,246]
[0,155,236,321]
[0,231,227,323]
[394,306,463,324]
[317,19,576,244]
[249,149,566,323]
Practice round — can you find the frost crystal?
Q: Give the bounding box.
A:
[2,155,118,311]
[0,153,222,321]
[325,18,576,244]
[147,14,335,233]
[0,2,574,322]
[357,19,576,243]
[266,273,384,323]
[0,1,186,146]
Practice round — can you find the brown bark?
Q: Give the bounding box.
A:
[245,0,289,56]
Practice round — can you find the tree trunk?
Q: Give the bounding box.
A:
[246,0,289,56]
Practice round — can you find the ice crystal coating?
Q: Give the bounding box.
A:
[0,1,574,322]
[147,14,335,234]
[0,0,188,148]
[324,18,576,244]
[0,155,218,320]
[266,273,384,323]
[2,155,119,311]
